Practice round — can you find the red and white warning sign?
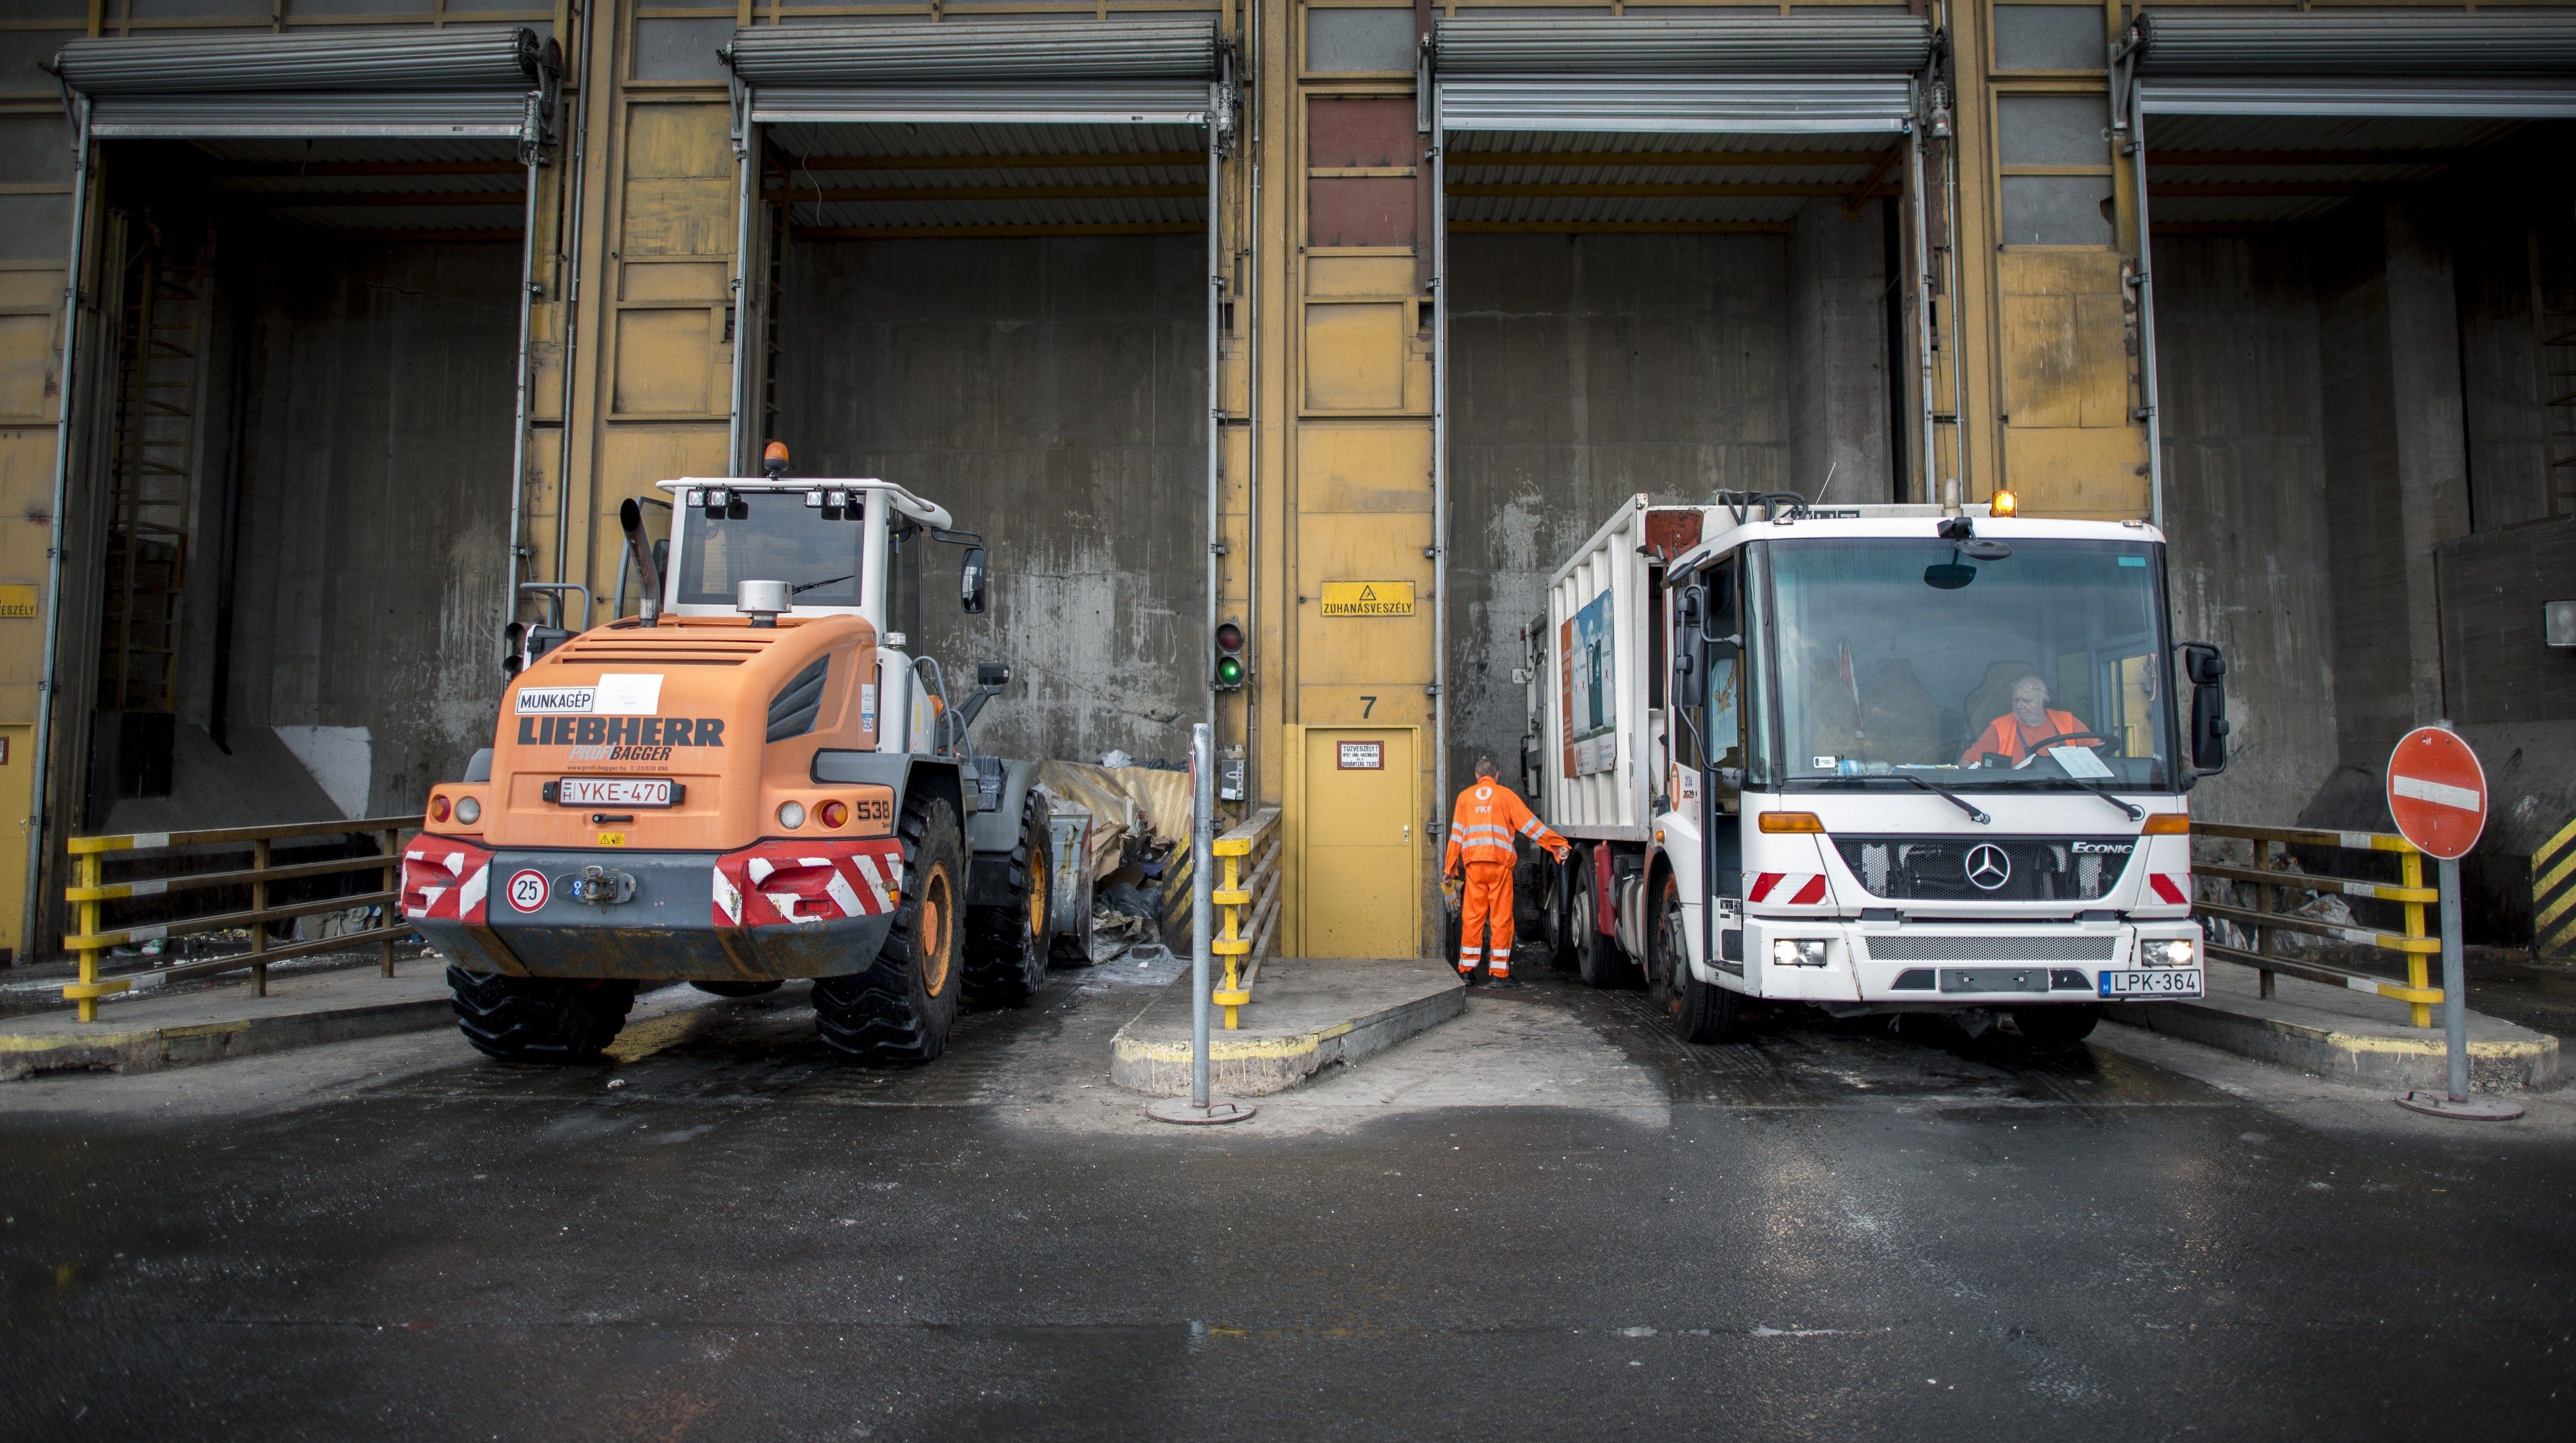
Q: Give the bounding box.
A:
[2386,727,2488,861]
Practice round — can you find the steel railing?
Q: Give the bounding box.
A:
[61,816,420,1021]
[1209,806,1282,1029]
[2190,821,2443,1027]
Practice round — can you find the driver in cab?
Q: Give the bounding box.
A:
[1959,677,2099,767]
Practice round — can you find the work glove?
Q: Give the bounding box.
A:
[1440,875,1463,909]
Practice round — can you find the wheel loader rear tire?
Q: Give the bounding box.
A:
[448,966,637,1063]
[814,792,965,1064]
[963,789,1051,1009]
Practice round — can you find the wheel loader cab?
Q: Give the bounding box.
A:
[407,464,1055,1069]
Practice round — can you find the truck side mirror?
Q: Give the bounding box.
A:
[2178,641,2229,775]
[960,546,989,615]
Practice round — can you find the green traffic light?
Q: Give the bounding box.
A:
[1215,656,1246,688]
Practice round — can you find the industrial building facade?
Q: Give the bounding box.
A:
[2,0,2571,960]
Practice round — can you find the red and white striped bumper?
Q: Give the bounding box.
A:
[402,838,494,924]
[713,839,906,928]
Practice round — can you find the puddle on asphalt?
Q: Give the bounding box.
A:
[1519,971,2222,1109]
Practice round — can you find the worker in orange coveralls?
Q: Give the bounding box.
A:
[1443,757,1571,990]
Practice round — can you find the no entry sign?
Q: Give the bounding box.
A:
[2387,727,2488,861]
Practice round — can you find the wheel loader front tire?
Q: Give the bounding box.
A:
[814,793,966,1064]
[963,788,1051,1009]
[448,966,638,1063]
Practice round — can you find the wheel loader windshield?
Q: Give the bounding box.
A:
[1754,537,2179,792]
[674,491,866,609]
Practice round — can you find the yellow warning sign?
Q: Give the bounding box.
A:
[1319,581,1414,617]
[0,585,36,619]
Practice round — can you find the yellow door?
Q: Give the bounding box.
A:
[1291,725,1417,959]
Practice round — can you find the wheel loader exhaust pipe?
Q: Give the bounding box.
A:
[619,496,663,623]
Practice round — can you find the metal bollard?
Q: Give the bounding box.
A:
[1145,723,1254,1125]
[1191,722,1213,1109]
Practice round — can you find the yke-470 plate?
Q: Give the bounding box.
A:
[2099,967,2204,999]
[549,777,677,808]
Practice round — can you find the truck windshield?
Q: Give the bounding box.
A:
[1758,536,2176,791]
[674,492,865,609]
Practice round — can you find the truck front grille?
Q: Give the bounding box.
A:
[1833,836,2133,903]
[1863,934,2120,963]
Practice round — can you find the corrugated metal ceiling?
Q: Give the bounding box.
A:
[767,121,1206,233]
[1443,128,1891,228]
[2141,112,2550,227]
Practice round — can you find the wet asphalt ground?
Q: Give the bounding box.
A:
[3,957,2573,1441]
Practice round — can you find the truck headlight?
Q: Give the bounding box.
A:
[778,801,806,830]
[1772,939,1828,967]
[2159,938,2194,967]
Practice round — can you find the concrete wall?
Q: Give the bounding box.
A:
[1442,231,1792,793]
[1440,218,1894,796]
[213,233,519,818]
[770,235,1208,769]
[1786,199,1896,507]
[2153,235,2342,824]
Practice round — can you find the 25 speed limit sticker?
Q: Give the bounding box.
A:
[505,868,550,913]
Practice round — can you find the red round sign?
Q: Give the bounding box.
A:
[2385,727,2488,861]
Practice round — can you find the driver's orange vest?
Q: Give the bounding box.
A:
[1963,708,2091,764]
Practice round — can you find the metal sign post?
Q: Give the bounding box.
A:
[1147,723,1255,1125]
[2388,724,2522,1122]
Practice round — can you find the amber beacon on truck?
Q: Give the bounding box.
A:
[406,445,1070,1065]
[1523,491,2233,1046]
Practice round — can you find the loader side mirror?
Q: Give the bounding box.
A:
[960,546,989,614]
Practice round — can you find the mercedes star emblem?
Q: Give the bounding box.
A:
[1964,843,2012,891]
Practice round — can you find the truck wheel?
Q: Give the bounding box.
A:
[964,789,1052,1008]
[2011,1004,2102,1046]
[691,980,781,998]
[813,793,965,1063]
[448,966,637,1063]
[1649,873,1740,1043]
[1574,856,1639,989]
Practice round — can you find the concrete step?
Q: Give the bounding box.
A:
[0,964,453,1080]
[2106,959,2558,1094]
[1110,956,1465,1098]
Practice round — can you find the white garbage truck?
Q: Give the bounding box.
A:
[1524,491,2230,1044]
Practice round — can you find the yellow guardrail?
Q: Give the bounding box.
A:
[1209,807,1282,1029]
[62,816,420,1022]
[2190,821,2442,1027]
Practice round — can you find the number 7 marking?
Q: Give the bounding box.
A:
[1359,695,1376,719]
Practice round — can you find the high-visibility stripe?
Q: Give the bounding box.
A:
[1789,875,1827,906]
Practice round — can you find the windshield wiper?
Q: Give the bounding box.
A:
[2068,779,2144,823]
[1896,772,1989,825]
[1978,770,2147,823]
[790,573,856,596]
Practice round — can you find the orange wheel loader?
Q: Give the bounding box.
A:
[404,447,1072,1065]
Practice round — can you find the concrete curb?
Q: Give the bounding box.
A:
[0,995,453,1080]
[1110,971,1466,1097]
[2107,999,2558,1094]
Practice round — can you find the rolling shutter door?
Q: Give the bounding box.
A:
[51,29,558,143]
[724,20,1223,127]
[2129,11,2576,119]
[1430,17,1932,135]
